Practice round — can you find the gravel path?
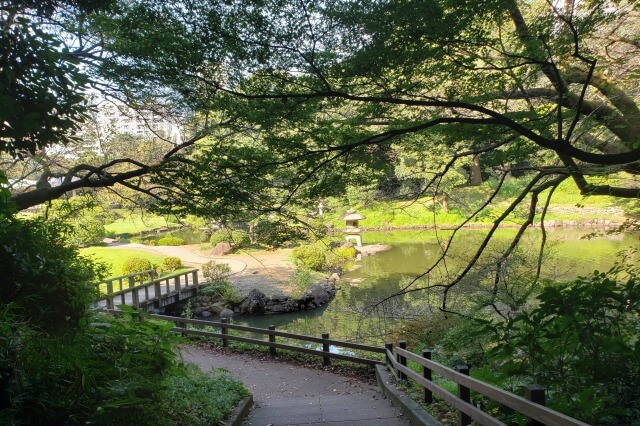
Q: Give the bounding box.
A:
[182,345,409,426]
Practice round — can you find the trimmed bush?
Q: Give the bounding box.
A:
[231,230,250,247]
[122,257,153,278]
[335,246,357,260]
[161,257,182,272]
[291,244,327,271]
[202,260,231,283]
[157,236,186,246]
[209,229,232,246]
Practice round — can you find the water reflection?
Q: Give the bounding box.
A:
[224,229,639,344]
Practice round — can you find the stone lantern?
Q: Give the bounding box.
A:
[341,209,365,247]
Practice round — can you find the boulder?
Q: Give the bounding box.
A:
[211,302,225,315]
[307,284,331,305]
[220,308,234,317]
[211,242,232,256]
[239,289,269,314]
[201,311,212,317]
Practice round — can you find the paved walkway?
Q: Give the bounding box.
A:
[182,346,409,426]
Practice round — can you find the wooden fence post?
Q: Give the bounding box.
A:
[178,320,187,337]
[397,341,407,380]
[106,281,114,309]
[456,364,471,426]
[128,276,135,289]
[132,286,139,308]
[322,333,331,366]
[422,349,433,403]
[269,325,276,356]
[385,342,393,365]
[154,281,162,307]
[525,384,546,426]
[221,318,229,347]
[174,276,181,301]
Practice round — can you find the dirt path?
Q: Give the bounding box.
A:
[107,242,299,297]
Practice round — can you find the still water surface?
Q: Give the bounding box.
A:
[225,229,639,344]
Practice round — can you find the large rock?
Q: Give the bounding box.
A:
[219,308,234,317]
[211,302,225,315]
[239,289,269,314]
[265,298,298,313]
[210,242,232,256]
[307,284,331,306]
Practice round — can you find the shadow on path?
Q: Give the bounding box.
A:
[182,345,409,426]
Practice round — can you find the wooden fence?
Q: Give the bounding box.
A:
[387,341,589,426]
[99,310,589,426]
[96,269,199,310]
[122,311,386,366]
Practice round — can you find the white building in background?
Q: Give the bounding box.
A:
[96,103,184,144]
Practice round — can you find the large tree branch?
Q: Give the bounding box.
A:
[10,128,213,210]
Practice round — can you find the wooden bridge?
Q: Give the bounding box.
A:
[95,269,199,311]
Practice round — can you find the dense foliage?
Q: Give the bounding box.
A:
[0,218,102,330]
[292,242,358,272]
[397,255,640,424]
[0,207,247,424]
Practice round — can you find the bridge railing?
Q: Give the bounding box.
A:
[95,269,156,295]
[97,269,199,309]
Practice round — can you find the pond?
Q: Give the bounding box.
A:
[222,228,639,345]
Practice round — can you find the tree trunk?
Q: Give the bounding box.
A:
[469,155,483,186]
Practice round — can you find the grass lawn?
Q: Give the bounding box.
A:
[81,247,167,277]
[324,176,633,229]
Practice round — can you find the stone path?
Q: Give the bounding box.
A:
[182,346,409,426]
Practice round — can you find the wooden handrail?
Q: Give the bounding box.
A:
[99,269,198,298]
[96,269,156,285]
[147,313,385,355]
[392,347,589,426]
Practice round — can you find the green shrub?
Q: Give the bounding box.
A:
[161,257,182,272]
[129,236,144,244]
[291,244,327,271]
[210,229,233,246]
[231,230,250,247]
[335,245,357,260]
[157,364,248,425]
[482,259,640,424]
[145,239,158,246]
[200,229,212,242]
[122,257,153,279]
[254,218,306,247]
[0,218,103,329]
[70,218,106,247]
[157,236,186,246]
[200,281,238,304]
[202,260,231,284]
[2,309,247,425]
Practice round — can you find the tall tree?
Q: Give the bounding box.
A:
[3,0,639,305]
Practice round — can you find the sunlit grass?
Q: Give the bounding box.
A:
[80,247,167,277]
[104,211,181,236]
